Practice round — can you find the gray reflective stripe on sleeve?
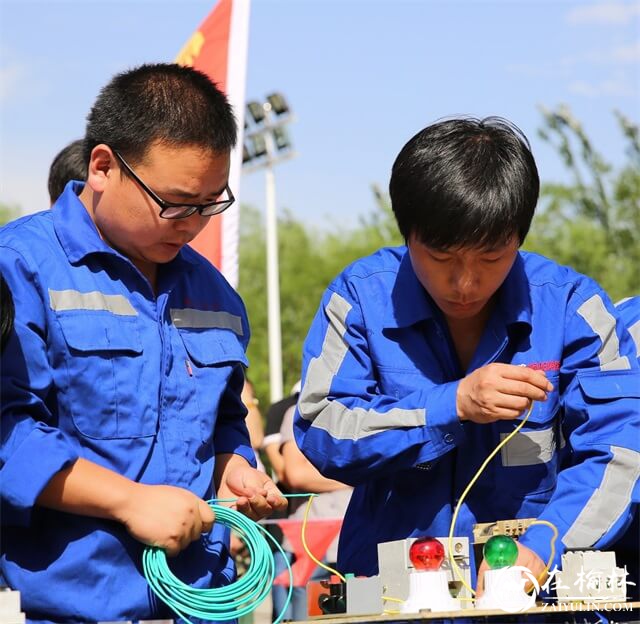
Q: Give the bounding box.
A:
[563,446,640,548]
[170,308,244,335]
[299,292,352,422]
[500,427,556,466]
[312,402,426,441]
[576,295,630,371]
[627,320,640,357]
[299,291,425,441]
[49,289,137,316]
[615,297,631,306]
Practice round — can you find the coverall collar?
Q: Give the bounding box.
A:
[52,181,199,270]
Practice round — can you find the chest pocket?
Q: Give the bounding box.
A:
[376,368,433,400]
[179,329,248,443]
[497,374,561,496]
[57,313,150,439]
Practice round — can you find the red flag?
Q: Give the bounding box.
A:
[176,0,250,288]
[273,519,343,587]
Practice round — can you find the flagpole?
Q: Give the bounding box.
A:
[176,0,251,288]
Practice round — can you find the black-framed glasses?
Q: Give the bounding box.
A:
[113,150,235,219]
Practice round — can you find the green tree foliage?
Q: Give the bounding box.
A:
[237,195,401,405]
[524,106,639,302]
[0,203,21,226]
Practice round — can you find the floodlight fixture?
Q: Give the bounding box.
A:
[242,143,252,163]
[266,92,289,116]
[250,134,268,158]
[247,100,265,124]
[272,127,291,151]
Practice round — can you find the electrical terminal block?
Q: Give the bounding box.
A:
[554,551,628,603]
[473,518,536,544]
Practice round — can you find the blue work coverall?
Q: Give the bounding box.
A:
[294,246,640,581]
[616,296,640,357]
[0,182,255,622]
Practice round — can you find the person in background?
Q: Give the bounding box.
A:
[48,139,87,204]
[231,377,267,566]
[279,397,352,620]
[262,383,302,621]
[263,386,299,484]
[241,376,265,471]
[0,63,286,623]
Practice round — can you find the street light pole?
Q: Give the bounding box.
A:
[263,122,283,402]
[243,94,296,404]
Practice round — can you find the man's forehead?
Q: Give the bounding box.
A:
[419,239,517,254]
[137,140,230,164]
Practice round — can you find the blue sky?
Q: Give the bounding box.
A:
[1,0,638,229]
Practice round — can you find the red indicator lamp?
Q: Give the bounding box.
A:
[409,536,445,571]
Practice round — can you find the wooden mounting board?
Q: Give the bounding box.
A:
[305,601,640,622]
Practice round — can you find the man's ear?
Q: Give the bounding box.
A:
[86,144,115,193]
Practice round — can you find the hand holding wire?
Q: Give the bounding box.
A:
[121,483,215,557]
[143,493,315,624]
[456,363,554,423]
[216,463,288,521]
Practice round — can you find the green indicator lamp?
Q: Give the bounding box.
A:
[483,535,518,569]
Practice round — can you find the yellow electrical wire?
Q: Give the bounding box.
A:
[447,402,534,596]
[301,494,347,583]
[447,401,558,598]
[527,519,559,588]
[382,594,405,614]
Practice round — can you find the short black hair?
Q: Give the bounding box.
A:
[84,63,237,165]
[1,273,15,353]
[48,139,87,203]
[389,117,539,249]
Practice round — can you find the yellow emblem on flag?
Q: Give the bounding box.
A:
[175,31,205,67]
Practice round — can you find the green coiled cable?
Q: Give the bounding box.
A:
[143,495,314,624]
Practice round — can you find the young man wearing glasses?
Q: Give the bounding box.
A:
[0,63,286,622]
[294,117,639,596]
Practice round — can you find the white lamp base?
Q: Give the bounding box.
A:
[476,567,535,612]
[401,570,461,613]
